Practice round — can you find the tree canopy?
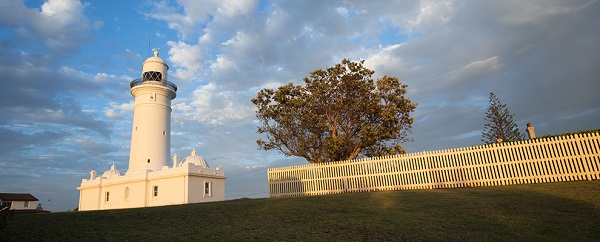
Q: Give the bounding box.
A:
[482,92,524,143]
[251,59,417,164]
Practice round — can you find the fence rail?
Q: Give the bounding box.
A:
[268,132,600,197]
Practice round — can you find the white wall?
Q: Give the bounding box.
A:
[188,176,225,203]
[7,200,38,210]
[78,166,227,211]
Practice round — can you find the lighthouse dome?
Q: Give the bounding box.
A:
[141,49,169,82]
[143,50,168,66]
[179,149,210,168]
[101,164,122,178]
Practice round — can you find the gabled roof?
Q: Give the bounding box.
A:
[0,193,39,201]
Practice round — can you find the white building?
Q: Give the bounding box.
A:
[0,193,48,213]
[77,50,226,211]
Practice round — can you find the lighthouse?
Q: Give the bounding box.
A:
[127,49,177,174]
[77,50,227,211]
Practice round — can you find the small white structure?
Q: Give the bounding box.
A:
[0,193,41,212]
[77,50,226,211]
[526,123,536,139]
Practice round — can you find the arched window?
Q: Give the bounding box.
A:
[204,182,212,197]
[125,187,129,201]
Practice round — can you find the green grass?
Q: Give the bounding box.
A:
[2,180,600,241]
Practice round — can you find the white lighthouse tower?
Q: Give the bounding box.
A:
[77,50,227,211]
[127,49,177,174]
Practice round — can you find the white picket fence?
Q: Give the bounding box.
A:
[268,132,600,197]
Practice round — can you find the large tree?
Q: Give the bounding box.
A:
[251,59,417,164]
[482,92,524,143]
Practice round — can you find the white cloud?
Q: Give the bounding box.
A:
[167,41,204,81]
[191,82,217,107]
[364,44,412,75]
[0,0,97,54]
[104,102,134,119]
[445,56,502,84]
[145,0,257,41]
[93,73,117,82]
[104,109,120,119]
[222,31,244,46]
[38,0,95,50]
[499,1,595,25]
[71,136,111,152]
[406,0,454,31]
[210,55,237,74]
[174,83,253,126]
[40,0,86,23]
[124,49,141,59]
[216,0,256,17]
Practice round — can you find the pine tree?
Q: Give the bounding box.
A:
[482,92,523,143]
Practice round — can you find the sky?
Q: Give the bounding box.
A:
[0,0,598,212]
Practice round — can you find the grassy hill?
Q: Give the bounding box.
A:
[2,180,600,241]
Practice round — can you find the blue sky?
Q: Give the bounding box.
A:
[1,0,598,212]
